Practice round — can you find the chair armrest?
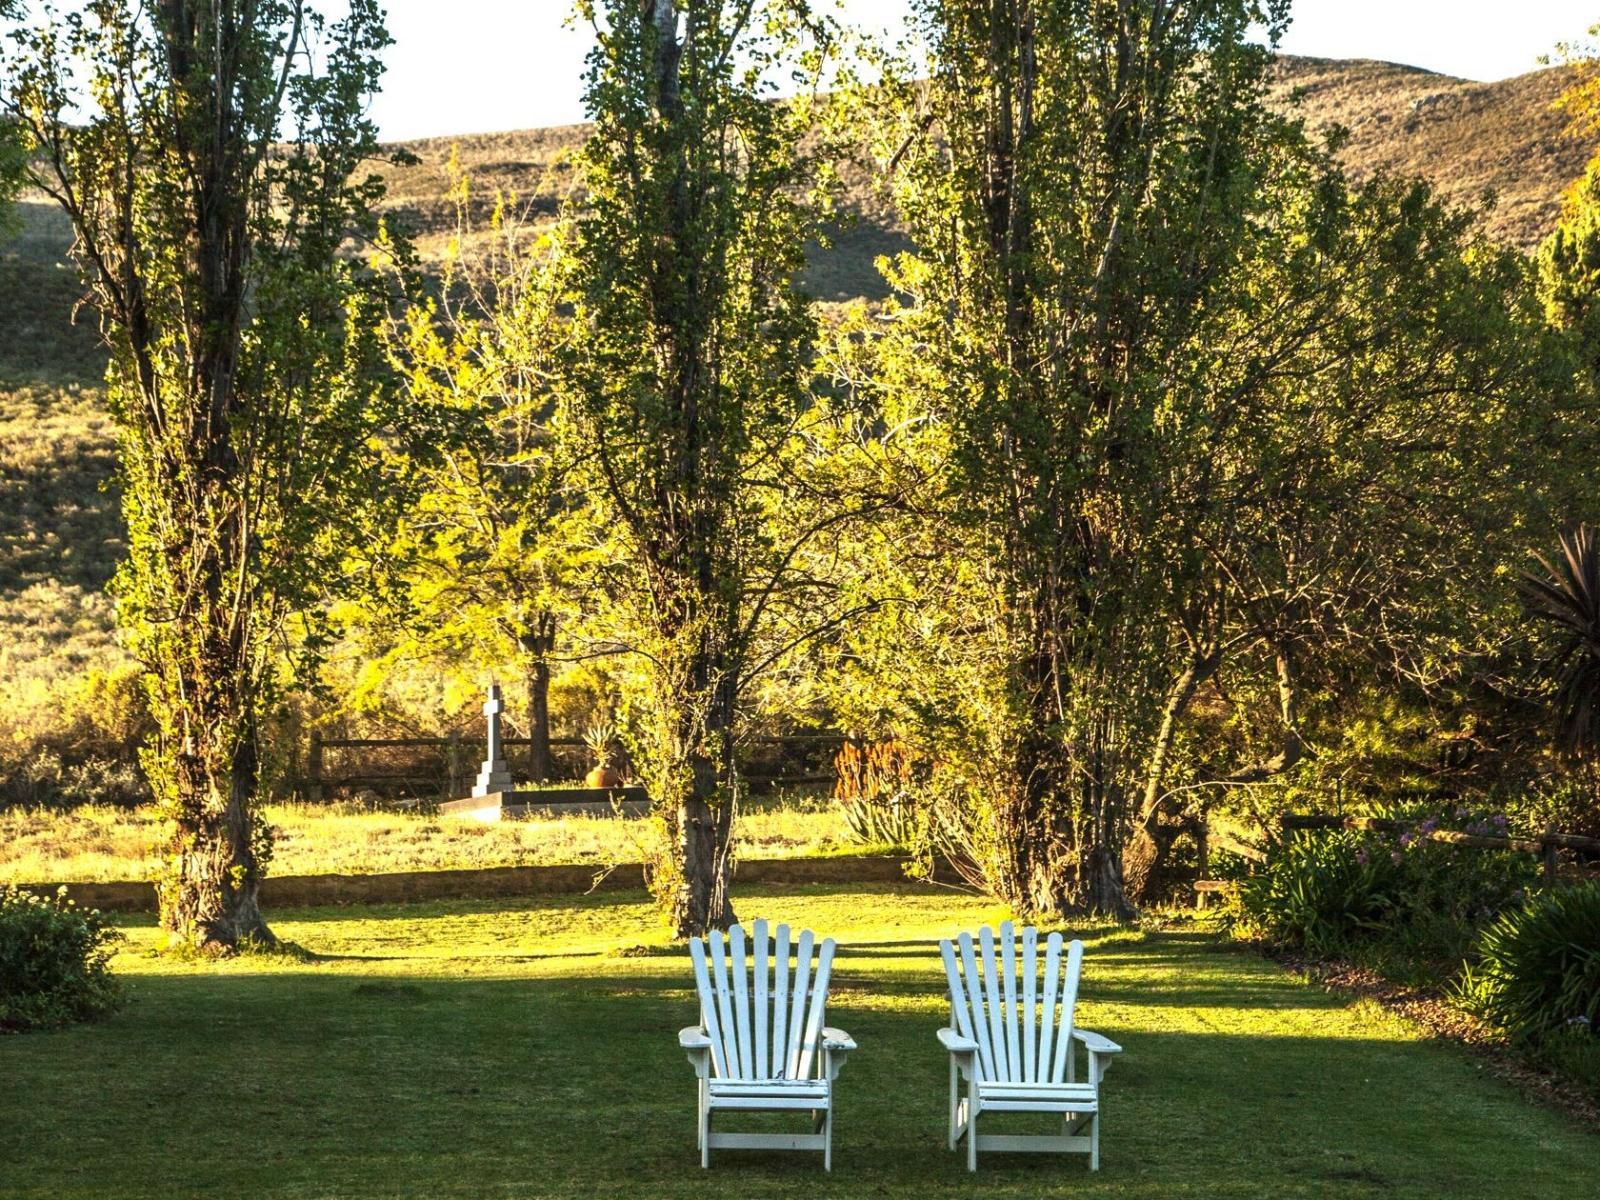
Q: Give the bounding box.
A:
[1073,1028,1122,1084]
[1072,1029,1121,1055]
[937,1027,979,1056]
[821,1026,856,1081]
[679,1026,712,1077]
[821,1026,856,1052]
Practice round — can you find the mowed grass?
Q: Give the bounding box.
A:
[1,886,1595,1199]
[0,798,875,883]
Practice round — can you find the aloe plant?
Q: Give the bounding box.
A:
[1521,526,1600,756]
[582,719,618,771]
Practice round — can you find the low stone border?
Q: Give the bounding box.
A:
[12,853,936,914]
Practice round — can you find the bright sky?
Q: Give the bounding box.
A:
[375,0,1597,141]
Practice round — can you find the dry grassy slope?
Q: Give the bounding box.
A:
[1268,57,1588,251]
[375,57,1593,294]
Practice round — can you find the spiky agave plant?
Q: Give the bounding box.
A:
[1520,526,1600,756]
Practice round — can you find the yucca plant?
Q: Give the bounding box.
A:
[1520,526,1600,756]
[582,719,618,772]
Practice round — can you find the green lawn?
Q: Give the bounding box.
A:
[2,885,1594,1199]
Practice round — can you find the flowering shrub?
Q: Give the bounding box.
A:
[832,739,926,847]
[0,885,123,1032]
[1231,815,1536,960]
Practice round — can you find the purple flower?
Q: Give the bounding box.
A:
[1419,817,1439,834]
[1399,832,1414,847]
[1493,814,1508,829]
[1391,851,1403,865]
[1356,850,1370,866]
[1455,806,1469,819]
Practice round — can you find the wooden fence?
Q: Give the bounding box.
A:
[1193,813,1599,906]
[300,731,850,802]
[1280,813,1600,886]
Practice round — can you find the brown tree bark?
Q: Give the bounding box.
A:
[147,2,283,953]
[520,610,556,783]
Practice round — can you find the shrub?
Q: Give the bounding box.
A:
[1458,882,1600,1042]
[832,739,925,846]
[1233,832,1399,953]
[1232,824,1536,962]
[0,885,123,1032]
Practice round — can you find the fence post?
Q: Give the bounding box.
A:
[1543,839,1560,889]
[447,732,464,800]
[307,733,324,804]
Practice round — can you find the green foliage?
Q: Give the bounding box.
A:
[847,0,1589,917]
[374,167,592,714]
[3,2,418,949]
[565,1,883,934]
[1539,159,1600,369]
[0,1,23,237]
[1233,827,1536,961]
[0,884,121,1032]
[1459,882,1600,1042]
[1234,832,1399,954]
[1520,526,1600,757]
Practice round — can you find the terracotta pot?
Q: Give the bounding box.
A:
[585,766,622,788]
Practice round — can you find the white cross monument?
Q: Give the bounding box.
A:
[471,682,515,797]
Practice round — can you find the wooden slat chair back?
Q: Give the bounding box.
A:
[679,919,856,1169]
[938,920,1122,1172]
[943,923,1083,1087]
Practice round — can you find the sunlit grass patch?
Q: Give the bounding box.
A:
[1,888,1594,1199]
[0,795,879,884]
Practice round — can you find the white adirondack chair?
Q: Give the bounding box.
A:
[938,921,1123,1172]
[678,919,857,1170]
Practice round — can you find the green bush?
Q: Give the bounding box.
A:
[1231,825,1536,962]
[0,885,123,1032]
[1458,882,1600,1042]
[1233,832,1396,953]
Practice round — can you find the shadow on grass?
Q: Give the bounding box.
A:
[2,957,1594,1200]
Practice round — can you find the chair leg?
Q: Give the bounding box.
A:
[1090,1112,1100,1172]
[947,1060,959,1150]
[824,1105,834,1172]
[699,1103,710,1169]
[966,1075,979,1172]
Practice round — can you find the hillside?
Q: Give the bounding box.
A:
[1268,57,1587,251]
[377,58,1591,290]
[0,54,1593,780]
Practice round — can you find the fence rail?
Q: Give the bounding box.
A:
[1280,813,1600,886]
[300,731,850,802]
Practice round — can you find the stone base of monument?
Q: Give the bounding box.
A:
[440,786,651,821]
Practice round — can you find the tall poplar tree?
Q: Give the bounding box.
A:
[5,1,410,952]
[567,0,838,936]
[878,0,1295,915]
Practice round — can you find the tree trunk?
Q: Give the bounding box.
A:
[661,661,737,938]
[1126,646,1220,906]
[528,659,551,783]
[520,610,556,783]
[160,712,272,953]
